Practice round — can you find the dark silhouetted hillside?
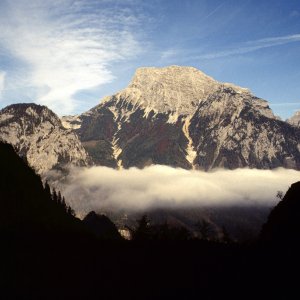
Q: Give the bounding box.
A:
[1,142,299,300]
[261,181,300,244]
[0,142,88,237]
[83,211,122,240]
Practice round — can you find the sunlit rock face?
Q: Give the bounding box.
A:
[0,103,89,174]
[287,110,300,128]
[1,67,298,172]
[67,65,300,170]
[189,86,300,170]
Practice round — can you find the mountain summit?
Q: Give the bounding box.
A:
[101,65,271,118]
[118,65,220,115]
[0,103,89,174]
[64,66,300,170]
[287,110,300,128]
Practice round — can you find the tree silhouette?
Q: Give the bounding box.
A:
[131,215,151,240]
[44,181,51,196]
[67,205,75,217]
[52,188,58,203]
[128,216,192,241]
[57,191,62,205]
[276,190,283,200]
[61,196,67,211]
[151,223,191,240]
[195,220,214,240]
[221,226,232,244]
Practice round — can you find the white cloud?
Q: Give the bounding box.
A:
[58,165,300,216]
[0,0,142,114]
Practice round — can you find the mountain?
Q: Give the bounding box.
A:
[0,103,89,174]
[261,181,300,244]
[1,67,299,171]
[0,141,88,235]
[83,211,122,240]
[67,65,300,170]
[287,110,300,128]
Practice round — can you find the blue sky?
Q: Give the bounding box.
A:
[0,0,299,119]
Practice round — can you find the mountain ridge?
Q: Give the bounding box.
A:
[68,66,300,170]
[0,66,299,171]
[0,103,89,174]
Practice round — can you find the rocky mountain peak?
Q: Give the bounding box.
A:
[287,110,300,127]
[102,65,256,117]
[109,66,216,115]
[0,103,89,174]
[74,66,298,171]
[130,65,215,87]
[0,103,61,126]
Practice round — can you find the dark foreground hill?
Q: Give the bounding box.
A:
[261,181,300,243]
[83,211,122,240]
[1,142,300,299]
[0,142,89,237]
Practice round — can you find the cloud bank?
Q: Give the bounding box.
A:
[0,0,142,114]
[59,165,300,216]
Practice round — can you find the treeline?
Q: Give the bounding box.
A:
[44,182,75,217]
[124,215,232,243]
[0,142,87,236]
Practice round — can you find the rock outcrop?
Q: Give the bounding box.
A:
[287,110,300,128]
[0,103,89,174]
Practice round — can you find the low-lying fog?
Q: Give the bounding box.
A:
[52,165,300,217]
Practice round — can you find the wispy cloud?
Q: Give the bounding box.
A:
[57,165,300,216]
[160,49,179,61]
[198,34,300,59]
[0,0,143,114]
[201,2,226,22]
[159,33,300,65]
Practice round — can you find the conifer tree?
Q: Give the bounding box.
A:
[44,181,51,196]
[195,220,213,240]
[67,206,75,217]
[57,191,62,205]
[52,188,58,203]
[61,196,67,212]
